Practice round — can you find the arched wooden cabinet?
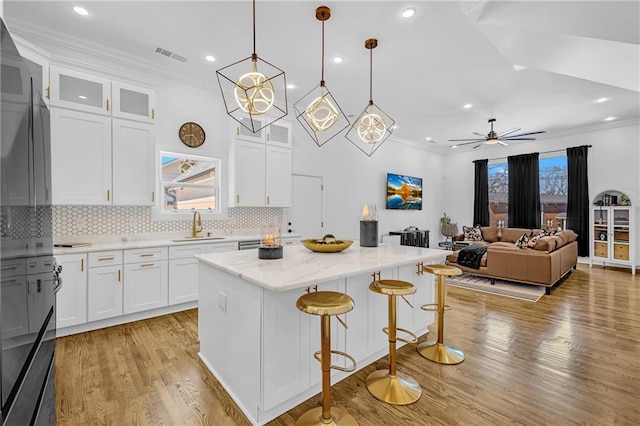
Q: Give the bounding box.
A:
[590,190,635,274]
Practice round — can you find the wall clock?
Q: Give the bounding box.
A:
[179,122,206,148]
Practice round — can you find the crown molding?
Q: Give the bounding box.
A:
[388,134,445,154]
[7,18,217,91]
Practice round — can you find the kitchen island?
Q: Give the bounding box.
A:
[195,243,448,425]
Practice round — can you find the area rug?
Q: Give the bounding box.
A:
[446,273,545,302]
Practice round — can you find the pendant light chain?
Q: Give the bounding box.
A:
[252,0,257,56]
[321,19,325,86]
[369,46,373,104]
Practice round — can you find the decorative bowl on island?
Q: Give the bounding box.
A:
[301,234,353,253]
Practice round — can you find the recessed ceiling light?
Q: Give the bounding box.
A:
[78,95,87,99]
[205,55,215,62]
[425,137,432,140]
[333,56,343,64]
[603,116,616,121]
[286,83,296,89]
[401,8,416,18]
[73,6,89,16]
[596,97,609,103]
[463,104,473,109]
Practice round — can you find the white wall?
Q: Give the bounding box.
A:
[290,126,444,243]
[442,123,640,229]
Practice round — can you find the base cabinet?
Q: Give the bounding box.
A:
[87,265,122,322]
[55,254,88,329]
[123,261,168,314]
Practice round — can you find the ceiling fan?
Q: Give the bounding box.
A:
[449,118,546,149]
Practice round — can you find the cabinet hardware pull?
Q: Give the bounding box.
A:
[151,108,155,120]
[237,195,240,203]
[267,133,270,141]
[140,254,154,257]
[46,86,50,99]
[236,127,240,136]
[107,190,110,201]
[140,263,154,267]
[151,191,155,202]
[98,256,115,261]
[118,269,121,281]
[81,258,84,271]
[106,99,110,111]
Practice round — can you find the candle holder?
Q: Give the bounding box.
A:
[258,225,283,259]
[360,203,378,247]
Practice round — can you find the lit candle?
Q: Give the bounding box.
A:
[264,234,275,246]
[362,203,370,220]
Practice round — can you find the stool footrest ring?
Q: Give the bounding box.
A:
[313,350,357,372]
[420,303,452,312]
[382,326,418,344]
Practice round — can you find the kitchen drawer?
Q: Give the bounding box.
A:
[613,244,629,261]
[124,247,168,264]
[88,250,123,268]
[169,244,206,259]
[206,242,238,253]
[1,258,26,278]
[593,242,608,258]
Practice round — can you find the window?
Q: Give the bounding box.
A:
[159,151,221,214]
[488,155,568,228]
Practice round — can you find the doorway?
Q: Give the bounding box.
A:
[287,174,323,238]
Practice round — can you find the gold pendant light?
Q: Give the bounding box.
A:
[294,6,350,147]
[345,38,395,157]
[216,0,288,133]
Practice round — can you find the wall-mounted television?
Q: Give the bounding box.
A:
[386,173,423,210]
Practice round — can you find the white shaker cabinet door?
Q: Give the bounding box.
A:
[88,265,123,322]
[231,140,266,207]
[265,146,292,207]
[55,254,88,329]
[123,261,168,314]
[50,66,111,115]
[50,108,112,205]
[112,81,156,123]
[168,258,199,305]
[112,119,156,205]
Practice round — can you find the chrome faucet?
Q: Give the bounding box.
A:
[192,210,203,238]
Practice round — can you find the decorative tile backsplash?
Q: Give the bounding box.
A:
[53,206,283,237]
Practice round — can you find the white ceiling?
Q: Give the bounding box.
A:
[4,1,639,153]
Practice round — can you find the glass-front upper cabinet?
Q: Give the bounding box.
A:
[235,117,266,143]
[112,81,156,123]
[266,120,292,148]
[50,66,110,115]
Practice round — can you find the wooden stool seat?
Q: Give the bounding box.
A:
[418,264,464,365]
[296,291,358,426]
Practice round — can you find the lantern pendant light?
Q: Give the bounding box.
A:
[216,0,288,134]
[294,6,350,147]
[345,38,395,157]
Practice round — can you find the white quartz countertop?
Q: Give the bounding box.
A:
[195,243,448,292]
[52,234,301,255]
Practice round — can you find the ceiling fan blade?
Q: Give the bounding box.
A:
[472,143,484,149]
[448,138,485,142]
[497,127,520,137]
[504,130,546,138]
[449,139,487,148]
[497,141,509,146]
[501,137,537,141]
[472,132,487,137]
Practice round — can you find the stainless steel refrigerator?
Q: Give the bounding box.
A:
[1,19,58,425]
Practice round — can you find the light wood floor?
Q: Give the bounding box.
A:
[55,264,640,425]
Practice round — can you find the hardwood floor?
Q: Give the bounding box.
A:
[55,264,640,425]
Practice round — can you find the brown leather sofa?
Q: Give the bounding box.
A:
[446,227,578,294]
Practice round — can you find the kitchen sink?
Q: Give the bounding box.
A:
[171,236,227,242]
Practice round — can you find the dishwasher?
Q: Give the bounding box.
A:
[238,240,261,250]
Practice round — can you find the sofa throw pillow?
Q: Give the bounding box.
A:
[463,225,483,241]
[514,232,530,249]
[527,230,549,248]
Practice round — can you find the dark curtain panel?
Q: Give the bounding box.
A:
[508,153,540,228]
[567,145,590,256]
[473,159,490,226]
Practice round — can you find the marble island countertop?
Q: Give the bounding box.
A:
[52,232,301,255]
[195,243,448,292]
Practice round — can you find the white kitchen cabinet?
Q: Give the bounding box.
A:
[123,247,168,314]
[229,141,292,207]
[206,242,238,253]
[87,264,122,322]
[168,244,206,305]
[50,66,111,115]
[591,202,635,274]
[50,108,112,205]
[266,120,292,148]
[15,36,51,105]
[112,119,155,205]
[234,117,266,143]
[265,146,292,207]
[55,253,88,329]
[112,81,156,123]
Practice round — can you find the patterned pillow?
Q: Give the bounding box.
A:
[463,225,483,241]
[527,230,549,248]
[514,232,530,249]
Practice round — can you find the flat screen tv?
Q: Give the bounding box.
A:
[386,173,423,210]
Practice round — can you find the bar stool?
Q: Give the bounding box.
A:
[366,275,422,405]
[418,264,464,365]
[296,291,358,426]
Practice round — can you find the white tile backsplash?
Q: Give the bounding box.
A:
[53,206,282,237]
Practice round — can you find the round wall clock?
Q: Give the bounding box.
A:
[179,122,206,148]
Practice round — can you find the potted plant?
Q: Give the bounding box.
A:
[440,212,458,241]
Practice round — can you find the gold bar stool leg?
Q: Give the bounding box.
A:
[418,264,464,365]
[296,291,358,426]
[366,280,422,405]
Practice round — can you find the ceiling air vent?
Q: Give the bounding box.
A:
[155,47,188,63]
